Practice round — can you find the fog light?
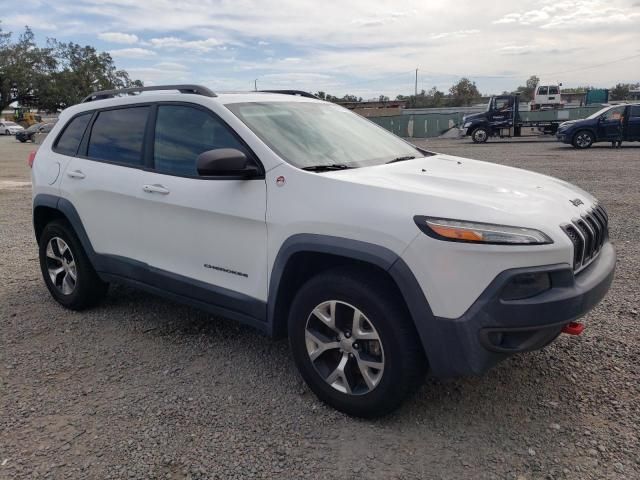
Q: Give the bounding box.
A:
[501,272,551,300]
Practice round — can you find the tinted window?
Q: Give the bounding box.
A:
[548,86,559,95]
[630,106,640,117]
[88,107,149,165]
[55,114,91,156]
[153,105,248,176]
[538,86,548,95]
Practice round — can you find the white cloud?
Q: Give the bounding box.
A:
[10,0,640,96]
[110,47,157,58]
[149,36,223,52]
[98,32,139,44]
[494,1,640,29]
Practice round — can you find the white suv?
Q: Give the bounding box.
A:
[31,85,615,417]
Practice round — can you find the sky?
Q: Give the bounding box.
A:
[2,0,639,98]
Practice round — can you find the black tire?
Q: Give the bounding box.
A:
[5,129,9,135]
[471,127,489,143]
[38,220,108,310]
[572,130,594,149]
[18,137,26,143]
[288,267,426,418]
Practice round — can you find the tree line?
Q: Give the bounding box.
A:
[316,75,639,108]
[0,25,142,113]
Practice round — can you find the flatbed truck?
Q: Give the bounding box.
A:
[460,94,572,143]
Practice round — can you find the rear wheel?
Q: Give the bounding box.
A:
[471,127,489,143]
[288,267,426,417]
[38,220,108,310]
[572,130,594,149]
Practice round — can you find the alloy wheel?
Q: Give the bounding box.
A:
[304,300,385,395]
[575,132,592,148]
[45,237,77,295]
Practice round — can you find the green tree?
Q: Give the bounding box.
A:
[513,75,539,102]
[448,78,481,106]
[0,26,56,112]
[610,83,631,101]
[0,25,142,112]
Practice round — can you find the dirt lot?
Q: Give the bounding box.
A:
[1,135,638,479]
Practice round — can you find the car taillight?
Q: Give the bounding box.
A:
[28,151,36,168]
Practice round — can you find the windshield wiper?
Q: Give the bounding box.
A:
[301,164,352,172]
[386,155,416,164]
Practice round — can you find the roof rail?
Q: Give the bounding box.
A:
[259,90,319,99]
[82,84,216,103]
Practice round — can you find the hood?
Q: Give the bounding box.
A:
[558,118,593,130]
[463,111,487,123]
[326,154,597,229]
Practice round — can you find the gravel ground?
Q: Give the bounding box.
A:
[1,134,638,479]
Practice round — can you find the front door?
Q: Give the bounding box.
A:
[488,96,514,128]
[138,103,269,304]
[597,105,625,142]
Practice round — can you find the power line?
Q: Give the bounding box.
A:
[336,52,640,91]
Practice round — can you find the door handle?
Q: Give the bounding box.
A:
[67,170,85,179]
[142,184,170,195]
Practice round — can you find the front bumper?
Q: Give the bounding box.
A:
[556,131,571,143]
[425,242,615,378]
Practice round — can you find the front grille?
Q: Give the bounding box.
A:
[562,204,609,273]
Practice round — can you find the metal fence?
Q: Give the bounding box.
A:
[369,106,604,138]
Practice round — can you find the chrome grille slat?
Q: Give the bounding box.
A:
[561,204,609,274]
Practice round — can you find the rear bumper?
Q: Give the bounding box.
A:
[426,242,615,378]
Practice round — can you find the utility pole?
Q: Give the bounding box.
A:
[415,68,418,97]
[254,79,258,91]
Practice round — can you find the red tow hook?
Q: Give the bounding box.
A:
[562,322,585,335]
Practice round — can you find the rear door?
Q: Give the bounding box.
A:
[137,102,268,303]
[596,106,625,142]
[625,105,640,140]
[59,105,151,261]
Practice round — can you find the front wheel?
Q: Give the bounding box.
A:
[572,130,594,149]
[471,127,489,143]
[5,129,9,135]
[288,267,426,417]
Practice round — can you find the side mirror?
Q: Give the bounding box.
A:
[196,148,259,178]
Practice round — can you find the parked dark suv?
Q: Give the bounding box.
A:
[556,104,640,148]
[16,122,55,143]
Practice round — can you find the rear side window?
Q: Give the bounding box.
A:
[153,104,248,176]
[87,107,149,165]
[630,106,640,117]
[54,113,92,156]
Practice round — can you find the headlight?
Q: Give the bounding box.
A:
[413,216,553,245]
[463,122,472,128]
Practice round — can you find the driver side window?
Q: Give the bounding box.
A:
[602,106,625,122]
[153,104,249,176]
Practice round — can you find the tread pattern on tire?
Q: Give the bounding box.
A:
[39,220,108,310]
[288,266,426,418]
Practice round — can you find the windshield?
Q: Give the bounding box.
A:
[586,106,612,120]
[226,101,422,169]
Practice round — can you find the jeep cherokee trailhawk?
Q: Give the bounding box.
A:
[31,85,615,417]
